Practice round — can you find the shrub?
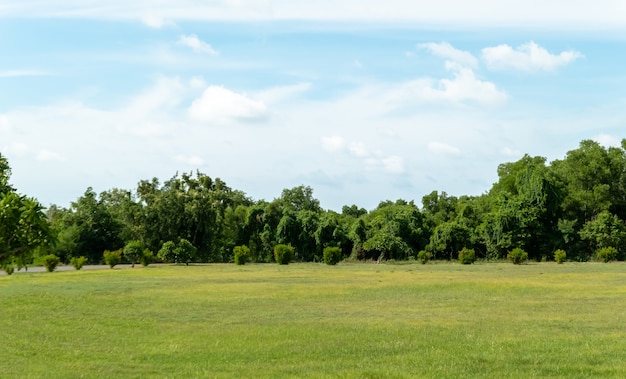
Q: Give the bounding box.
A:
[175,239,197,265]
[274,244,294,265]
[507,248,528,265]
[140,249,154,267]
[70,256,87,270]
[2,263,15,275]
[157,241,177,263]
[233,245,250,265]
[103,249,122,268]
[417,250,431,264]
[596,246,618,263]
[123,240,144,267]
[554,249,567,264]
[42,254,61,272]
[458,248,475,265]
[323,246,343,265]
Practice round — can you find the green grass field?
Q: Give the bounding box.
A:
[2,262,626,378]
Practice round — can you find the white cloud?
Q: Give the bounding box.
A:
[593,134,621,147]
[428,142,461,155]
[390,62,507,105]
[188,85,268,122]
[382,155,405,173]
[177,34,218,55]
[419,42,478,68]
[482,41,583,72]
[36,149,65,161]
[322,136,345,152]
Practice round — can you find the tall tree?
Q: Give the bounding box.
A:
[0,153,52,268]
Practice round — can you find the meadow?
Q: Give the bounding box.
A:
[1,262,626,378]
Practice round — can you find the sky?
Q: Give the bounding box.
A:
[1,1,626,211]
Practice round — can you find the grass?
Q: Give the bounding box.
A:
[1,262,626,378]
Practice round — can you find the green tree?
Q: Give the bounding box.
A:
[123,240,144,267]
[0,154,52,268]
[579,211,626,260]
[175,238,197,265]
[157,241,177,263]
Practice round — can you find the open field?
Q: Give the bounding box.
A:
[1,262,626,378]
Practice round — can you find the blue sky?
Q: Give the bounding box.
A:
[2,1,626,211]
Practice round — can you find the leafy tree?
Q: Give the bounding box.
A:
[157,241,177,263]
[175,238,197,265]
[428,221,471,260]
[0,154,52,268]
[123,240,144,267]
[579,211,626,260]
[67,188,124,263]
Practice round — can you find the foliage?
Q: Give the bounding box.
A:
[1,262,14,275]
[507,248,528,265]
[123,240,144,267]
[322,246,342,265]
[42,254,61,272]
[273,244,294,265]
[579,211,626,260]
[0,191,52,268]
[233,245,250,265]
[554,249,567,264]
[596,246,618,263]
[140,249,154,267]
[157,241,177,263]
[417,250,431,264]
[70,256,87,270]
[103,249,122,268]
[457,247,475,264]
[175,239,196,265]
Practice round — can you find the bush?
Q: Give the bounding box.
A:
[417,250,431,264]
[458,248,475,265]
[596,246,618,263]
[175,239,197,265]
[42,254,61,272]
[103,249,122,268]
[554,249,567,264]
[140,249,154,267]
[323,246,343,265]
[507,248,528,265]
[274,244,294,265]
[2,263,14,275]
[157,241,177,263]
[70,256,87,270]
[123,240,144,267]
[233,245,250,265]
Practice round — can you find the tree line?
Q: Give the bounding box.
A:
[2,138,626,271]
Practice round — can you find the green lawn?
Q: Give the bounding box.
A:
[1,262,626,378]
